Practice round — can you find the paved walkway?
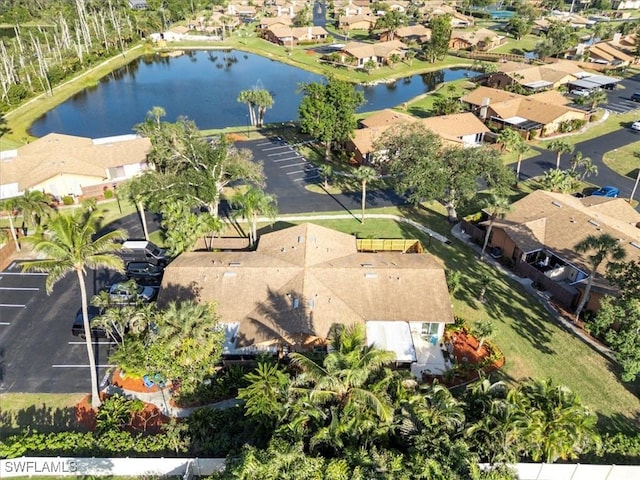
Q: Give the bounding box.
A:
[450,223,617,362]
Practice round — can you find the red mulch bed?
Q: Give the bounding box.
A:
[426,330,505,388]
[111,369,162,393]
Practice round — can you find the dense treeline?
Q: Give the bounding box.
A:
[0,0,227,112]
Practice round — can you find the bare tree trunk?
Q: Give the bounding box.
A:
[480,218,495,260]
[574,274,594,323]
[7,216,20,252]
[138,200,149,241]
[77,269,102,409]
[361,180,367,224]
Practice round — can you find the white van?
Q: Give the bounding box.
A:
[120,241,168,266]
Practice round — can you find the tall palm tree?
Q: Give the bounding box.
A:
[547,139,573,169]
[20,208,127,408]
[354,166,377,224]
[231,186,278,246]
[0,196,22,251]
[20,189,53,235]
[479,194,512,260]
[120,172,162,241]
[496,128,528,182]
[237,89,257,126]
[254,89,274,128]
[288,324,397,453]
[573,233,627,322]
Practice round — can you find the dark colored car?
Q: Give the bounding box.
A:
[631,92,640,102]
[72,306,108,339]
[126,262,164,285]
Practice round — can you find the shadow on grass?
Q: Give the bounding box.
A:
[0,403,83,437]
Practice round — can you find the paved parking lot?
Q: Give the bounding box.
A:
[603,76,640,114]
[0,261,120,393]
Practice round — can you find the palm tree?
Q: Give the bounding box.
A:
[254,89,274,128]
[237,89,257,126]
[518,378,600,463]
[20,208,127,408]
[479,194,512,260]
[496,128,528,182]
[585,89,608,110]
[288,324,397,453]
[540,168,577,194]
[354,166,377,224]
[20,189,53,235]
[231,186,278,246]
[0,196,22,251]
[547,139,573,169]
[573,233,626,322]
[120,172,161,241]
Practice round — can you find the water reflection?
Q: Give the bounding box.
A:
[29,50,478,138]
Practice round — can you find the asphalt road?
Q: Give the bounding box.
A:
[519,126,640,208]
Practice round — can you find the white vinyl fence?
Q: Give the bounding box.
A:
[480,462,640,480]
[1,458,639,479]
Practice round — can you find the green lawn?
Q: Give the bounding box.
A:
[0,393,86,434]
[260,207,640,434]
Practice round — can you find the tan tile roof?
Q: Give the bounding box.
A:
[0,133,151,191]
[462,86,585,125]
[351,111,487,154]
[159,223,454,347]
[341,40,406,59]
[590,42,634,62]
[451,28,498,45]
[338,14,375,26]
[420,112,490,141]
[360,109,414,128]
[259,16,293,28]
[461,86,520,106]
[529,90,572,106]
[395,25,431,39]
[493,190,640,275]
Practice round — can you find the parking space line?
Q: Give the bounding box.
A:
[273,156,302,163]
[0,287,40,291]
[0,304,26,308]
[286,170,307,175]
[0,271,47,276]
[293,175,319,182]
[256,141,275,146]
[280,162,308,168]
[262,145,290,151]
[267,151,297,156]
[68,341,116,345]
[52,364,116,368]
[0,322,10,325]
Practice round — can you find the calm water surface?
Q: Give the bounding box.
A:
[30,50,478,138]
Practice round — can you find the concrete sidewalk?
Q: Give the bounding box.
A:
[450,223,616,362]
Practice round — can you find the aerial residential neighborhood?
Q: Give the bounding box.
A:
[0,0,640,478]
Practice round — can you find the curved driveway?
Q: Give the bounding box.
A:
[519,127,639,209]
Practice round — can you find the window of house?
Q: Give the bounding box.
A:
[107,166,125,179]
[421,322,439,335]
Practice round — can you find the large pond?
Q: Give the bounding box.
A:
[30,50,478,138]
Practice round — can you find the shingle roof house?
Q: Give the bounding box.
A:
[158,223,454,359]
[0,133,151,200]
[483,190,640,313]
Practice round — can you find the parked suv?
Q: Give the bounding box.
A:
[120,240,168,266]
[631,92,640,102]
[72,306,107,339]
[126,262,164,285]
